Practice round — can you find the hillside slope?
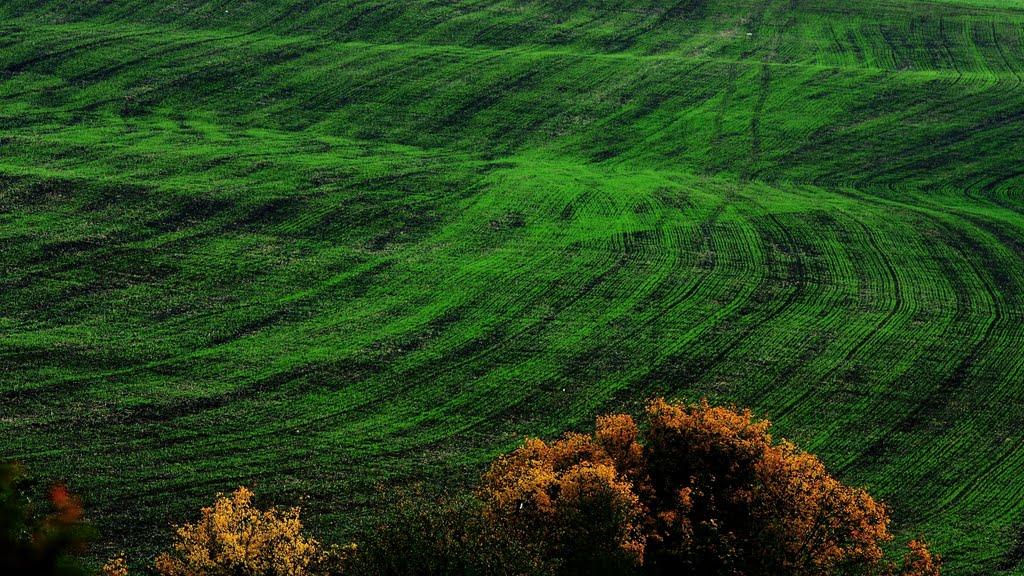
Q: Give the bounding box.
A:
[3,1,1024,573]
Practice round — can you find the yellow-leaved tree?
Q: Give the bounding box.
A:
[152,486,351,576]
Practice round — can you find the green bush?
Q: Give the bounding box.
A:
[345,487,556,576]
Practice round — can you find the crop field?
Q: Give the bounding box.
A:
[3,0,1024,572]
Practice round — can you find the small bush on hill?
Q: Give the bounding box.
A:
[100,554,128,576]
[345,487,555,576]
[1,461,94,576]
[153,486,352,576]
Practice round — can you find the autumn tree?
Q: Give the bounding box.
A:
[640,398,894,575]
[477,399,940,576]
[154,486,351,576]
[479,431,646,576]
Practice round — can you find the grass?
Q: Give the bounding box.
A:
[2,0,1024,573]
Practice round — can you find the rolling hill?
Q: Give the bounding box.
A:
[3,0,1024,572]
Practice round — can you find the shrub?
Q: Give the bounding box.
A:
[154,486,351,576]
[0,461,94,576]
[100,553,128,576]
[346,486,555,576]
[898,539,941,576]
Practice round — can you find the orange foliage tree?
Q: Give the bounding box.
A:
[898,539,941,576]
[153,486,352,576]
[479,431,646,575]
[477,399,941,576]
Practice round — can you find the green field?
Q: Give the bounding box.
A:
[3,0,1024,572]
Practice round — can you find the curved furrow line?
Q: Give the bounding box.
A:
[272,208,656,424]
[315,184,724,434]
[0,28,162,75]
[777,229,931,445]
[326,192,724,429]
[937,16,965,86]
[657,208,808,394]
[581,206,757,389]
[653,210,766,346]
[772,209,903,420]
[915,220,1024,518]
[800,224,965,463]
[989,19,1024,88]
[850,218,1002,485]
[781,189,1024,524]
[709,210,854,397]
